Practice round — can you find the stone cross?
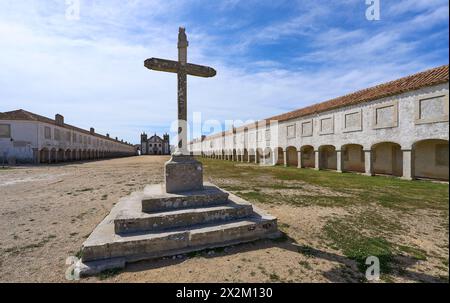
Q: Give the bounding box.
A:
[144,27,216,156]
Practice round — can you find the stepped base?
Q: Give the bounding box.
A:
[74,183,279,277]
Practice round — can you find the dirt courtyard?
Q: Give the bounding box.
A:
[0,156,448,283]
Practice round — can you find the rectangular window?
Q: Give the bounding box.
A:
[301,120,313,137]
[265,129,271,141]
[0,124,11,138]
[287,125,296,139]
[373,101,398,129]
[343,110,362,132]
[54,129,60,141]
[66,131,71,142]
[319,116,334,135]
[45,126,51,139]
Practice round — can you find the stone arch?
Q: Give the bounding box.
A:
[286,146,298,167]
[300,145,315,168]
[341,144,365,173]
[256,148,265,164]
[65,149,72,161]
[371,142,402,177]
[248,148,256,163]
[50,148,57,163]
[412,139,448,180]
[243,148,249,162]
[263,147,273,165]
[57,148,64,162]
[276,147,284,165]
[40,148,49,164]
[319,145,337,170]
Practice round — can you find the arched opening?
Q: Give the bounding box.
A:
[371,142,402,177]
[263,147,272,165]
[319,145,337,170]
[286,146,298,167]
[413,139,448,180]
[256,148,264,164]
[233,149,237,161]
[57,149,64,162]
[276,147,284,165]
[249,149,255,163]
[341,144,365,173]
[50,148,57,163]
[40,148,49,164]
[72,150,77,161]
[243,149,249,162]
[300,145,315,168]
[65,149,72,161]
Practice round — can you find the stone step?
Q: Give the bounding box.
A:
[81,215,279,265]
[114,202,254,233]
[141,183,229,213]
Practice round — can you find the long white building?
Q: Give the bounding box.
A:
[0,110,136,164]
[189,65,449,181]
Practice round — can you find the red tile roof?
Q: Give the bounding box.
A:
[0,109,132,146]
[197,64,449,142]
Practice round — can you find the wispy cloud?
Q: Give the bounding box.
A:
[0,0,448,143]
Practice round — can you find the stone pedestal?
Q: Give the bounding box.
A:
[165,155,203,193]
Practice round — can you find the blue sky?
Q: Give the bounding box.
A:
[0,0,448,144]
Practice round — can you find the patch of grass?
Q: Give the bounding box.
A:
[198,157,449,212]
[397,245,428,261]
[324,218,395,276]
[298,260,313,270]
[98,268,121,280]
[269,272,281,282]
[75,249,83,259]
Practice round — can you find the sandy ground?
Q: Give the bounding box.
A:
[0,156,447,283]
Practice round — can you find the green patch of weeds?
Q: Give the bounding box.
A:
[324,218,394,276]
[298,260,313,270]
[269,272,281,282]
[397,245,428,261]
[98,268,121,280]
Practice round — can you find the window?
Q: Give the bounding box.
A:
[45,127,51,139]
[73,133,77,142]
[343,110,362,133]
[415,92,449,124]
[319,116,334,135]
[301,120,313,137]
[66,131,71,142]
[373,100,398,129]
[54,129,60,140]
[0,124,11,138]
[287,125,296,139]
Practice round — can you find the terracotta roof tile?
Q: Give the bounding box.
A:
[0,109,132,146]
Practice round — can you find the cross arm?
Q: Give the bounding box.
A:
[144,58,217,78]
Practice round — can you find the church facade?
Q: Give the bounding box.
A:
[140,133,170,155]
[189,65,449,181]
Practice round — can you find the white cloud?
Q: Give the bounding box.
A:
[0,0,447,144]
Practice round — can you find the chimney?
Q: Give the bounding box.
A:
[90,127,95,134]
[106,133,110,138]
[55,114,64,126]
[115,137,118,141]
